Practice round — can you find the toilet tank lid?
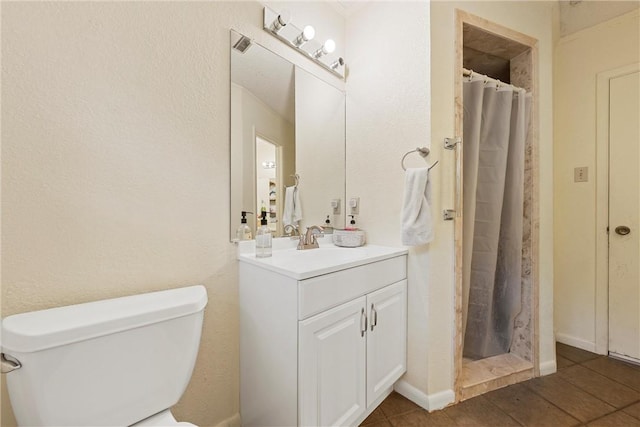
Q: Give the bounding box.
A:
[1,285,208,353]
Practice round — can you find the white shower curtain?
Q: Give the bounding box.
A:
[462,75,532,360]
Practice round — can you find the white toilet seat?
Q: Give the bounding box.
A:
[131,409,197,427]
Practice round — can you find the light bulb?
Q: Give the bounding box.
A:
[271,10,291,33]
[323,39,336,54]
[330,57,344,70]
[313,39,336,58]
[294,25,315,47]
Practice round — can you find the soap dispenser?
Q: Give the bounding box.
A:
[346,215,358,230]
[236,211,253,241]
[323,215,334,234]
[255,211,272,258]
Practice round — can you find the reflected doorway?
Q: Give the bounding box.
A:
[256,136,281,235]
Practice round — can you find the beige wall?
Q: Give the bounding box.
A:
[1,1,344,425]
[346,0,437,401]
[554,10,640,351]
[0,0,569,422]
[346,0,557,407]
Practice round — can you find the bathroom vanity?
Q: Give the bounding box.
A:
[238,240,408,426]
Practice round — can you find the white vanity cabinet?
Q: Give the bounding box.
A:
[299,280,407,426]
[239,244,407,427]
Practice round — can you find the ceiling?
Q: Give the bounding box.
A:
[559,0,639,36]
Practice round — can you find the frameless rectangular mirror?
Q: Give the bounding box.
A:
[230,30,345,241]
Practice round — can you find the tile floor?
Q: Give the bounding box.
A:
[362,343,640,426]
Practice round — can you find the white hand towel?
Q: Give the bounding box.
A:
[401,168,434,246]
[283,186,302,226]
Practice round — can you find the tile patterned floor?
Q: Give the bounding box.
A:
[361,343,640,426]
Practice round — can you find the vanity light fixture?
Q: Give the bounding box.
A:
[270,10,291,33]
[313,39,336,59]
[262,6,345,79]
[294,25,315,47]
[330,57,344,71]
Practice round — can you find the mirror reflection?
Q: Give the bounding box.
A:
[230,30,345,241]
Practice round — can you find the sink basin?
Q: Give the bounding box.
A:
[238,242,407,280]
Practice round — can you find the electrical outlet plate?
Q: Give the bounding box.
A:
[349,197,359,215]
[574,166,588,182]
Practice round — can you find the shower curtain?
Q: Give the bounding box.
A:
[462,75,532,360]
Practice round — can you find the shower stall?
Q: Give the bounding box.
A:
[453,10,540,402]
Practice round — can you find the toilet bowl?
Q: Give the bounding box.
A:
[132,409,197,426]
[1,286,207,426]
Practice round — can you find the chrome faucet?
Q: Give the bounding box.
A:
[297,225,324,250]
[283,224,300,239]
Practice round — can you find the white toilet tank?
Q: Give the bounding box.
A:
[1,285,207,427]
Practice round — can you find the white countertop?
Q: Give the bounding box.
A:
[237,238,407,280]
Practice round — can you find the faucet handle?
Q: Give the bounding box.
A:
[305,225,324,246]
[297,225,323,250]
[296,231,306,249]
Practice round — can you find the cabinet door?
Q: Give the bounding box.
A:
[299,296,367,427]
[366,280,407,406]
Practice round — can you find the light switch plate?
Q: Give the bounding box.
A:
[349,197,359,215]
[331,199,341,215]
[574,166,588,182]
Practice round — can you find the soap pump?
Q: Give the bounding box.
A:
[236,211,253,241]
[255,211,272,258]
[346,215,357,230]
[323,215,334,234]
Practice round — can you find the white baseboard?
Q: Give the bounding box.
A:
[394,380,428,409]
[214,413,241,427]
[555,333,596,352]
[609,352,640,366]
[394,380,454,412]
[426,389,456,411]
[538,359,557,376]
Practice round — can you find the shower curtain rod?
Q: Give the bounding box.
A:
[462,67,529,93]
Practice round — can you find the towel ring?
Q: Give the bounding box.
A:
[401,147,438,171]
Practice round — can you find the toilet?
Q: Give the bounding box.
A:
[1,285,207,426]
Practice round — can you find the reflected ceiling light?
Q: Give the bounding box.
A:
[262,161,276,169]
[313,39,336,59]
[270,10,291,33]
[293,25,315,47]
[330,57,344,70]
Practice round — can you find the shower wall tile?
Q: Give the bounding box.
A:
[511,50,533,91]
[511,84,534,363]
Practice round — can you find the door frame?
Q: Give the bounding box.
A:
[594,63,640,354]
[255,132,284,236]
[453,10,540,402]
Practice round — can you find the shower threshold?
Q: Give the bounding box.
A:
[461,353,534,401]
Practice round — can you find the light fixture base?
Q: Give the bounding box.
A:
[263,7,345,80]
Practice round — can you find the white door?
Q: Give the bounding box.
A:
[366,280,407,407]
[609,70,640,361]
[299,296,367,426]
